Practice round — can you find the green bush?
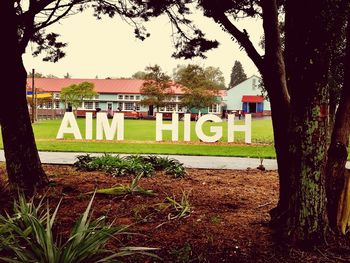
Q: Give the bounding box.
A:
[0,193,157,262]
[74,154,186,178]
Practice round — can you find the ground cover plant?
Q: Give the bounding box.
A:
[74,154,187,178]
[0,193,156,263]
[87,174,156,197]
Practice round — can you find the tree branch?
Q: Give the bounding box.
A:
[261,0,290,103]
[35,4,75,31]
[210,11,264,73]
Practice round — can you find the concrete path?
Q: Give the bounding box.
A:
[1,150,349,170]
[0,150,277,170]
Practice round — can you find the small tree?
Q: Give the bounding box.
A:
[140,65,173,114]
[132,71,147,79]
[174,64,221,113]
[60,82,96,114]
[204,66,226,89]
[228,61,247,89]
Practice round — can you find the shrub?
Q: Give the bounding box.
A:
[0,193,157,262]
[74,154,186,178]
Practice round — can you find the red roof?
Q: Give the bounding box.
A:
[241,95,264,103]
[26,78,185,94]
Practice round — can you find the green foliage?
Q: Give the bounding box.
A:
[131,71,147,79]
[0,194,156,262]
[203,66,226,89]
[140,65,173,111]
[140,155,187,178]
[87,174,156,197]
[174,64,222,111]
[210,215,222,224]
[160,190,192,220]
[74,154,187,178]
[60,82,96,111]
[228,60,247,89]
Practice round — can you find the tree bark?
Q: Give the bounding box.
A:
[0,2,48,193]
[283,0,331,243]
[326,9,350,231]
[261,0,291,224]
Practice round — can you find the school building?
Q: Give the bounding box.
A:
[26,78,225,119]
[224,75,271,116]
[26,75,270,119]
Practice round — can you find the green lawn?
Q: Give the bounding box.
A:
[0,118,277,158]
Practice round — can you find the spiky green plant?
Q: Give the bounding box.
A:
[143,155,187,178]
[160,191,192,220]
[87,174,156,197]
[74,154,155,177]
[0,193,158,262]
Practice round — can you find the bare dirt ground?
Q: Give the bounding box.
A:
[1,165,349,262]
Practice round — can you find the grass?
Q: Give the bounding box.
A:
[0,118,277,158]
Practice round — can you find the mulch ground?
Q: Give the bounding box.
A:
[1,164,350,262]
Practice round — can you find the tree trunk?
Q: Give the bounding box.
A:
[260,0,291,224]
[283,0,331,243]
[286,103,328,243]
[0,2,48,193]
[326,9,350,231]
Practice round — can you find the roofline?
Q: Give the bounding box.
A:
[227,75,262,91]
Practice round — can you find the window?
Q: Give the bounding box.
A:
[55,101,60,109]
[252,78,257,90]
[84,101,93,109]
[54,93,60,99]
[130,95,134,100]
[135,95,141,100]
[94,102,100,109]
[124,102,134,111]
[125,95,130,100]
[166,104,176,112]
[47,102,52,109]
[159,106,165,112]
[208,104,219,113]
[118,95,123,100]
[95,95,99,99]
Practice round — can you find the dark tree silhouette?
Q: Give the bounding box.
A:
[228,61,247,89]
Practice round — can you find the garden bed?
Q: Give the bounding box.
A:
[0,165,348,262]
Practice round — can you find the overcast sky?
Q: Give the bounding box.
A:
[23,7,264,86]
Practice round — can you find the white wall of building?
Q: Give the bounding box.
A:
[225,75,271,111]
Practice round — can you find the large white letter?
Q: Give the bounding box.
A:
[85,112,93,140]
[183,113,191,141]
[195,114,222,143]
[227,114,251,144]
[156,113,179,141]
[56,112,82,139]
[96,112,124,140]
